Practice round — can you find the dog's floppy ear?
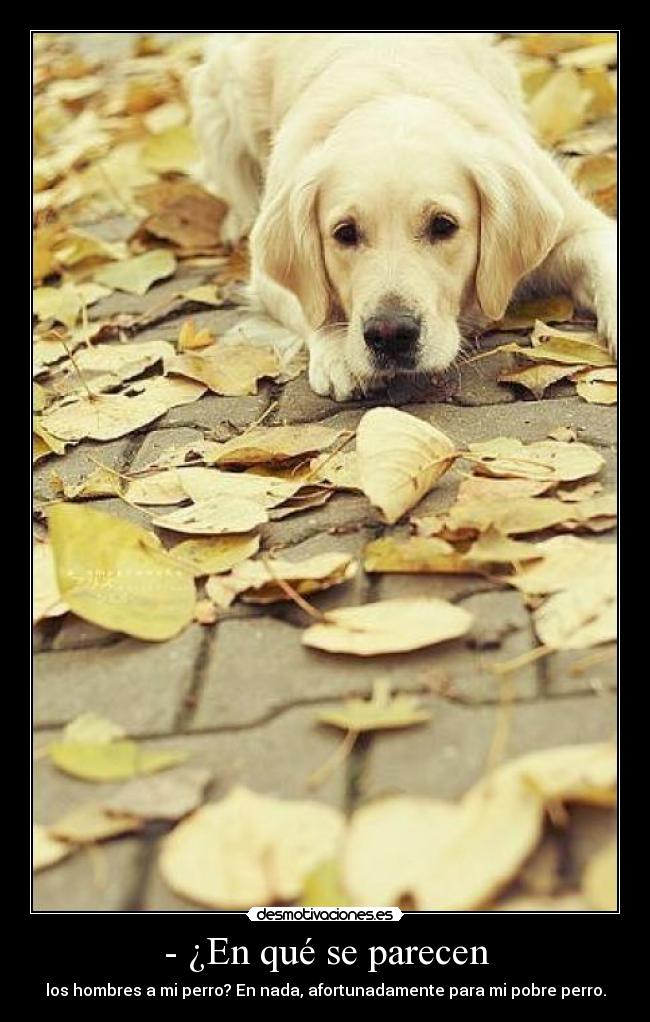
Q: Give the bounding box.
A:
[250,151,332,329]
[472,145,563,321]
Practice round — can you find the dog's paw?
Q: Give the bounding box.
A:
[597,299,617,359]
[308,346,360,402]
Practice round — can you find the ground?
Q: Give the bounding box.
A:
[33,32,617,911]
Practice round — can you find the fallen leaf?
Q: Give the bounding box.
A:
[125,470,188,506]
[575,379,617,405]
[455,475,554,502]
[41,376,206,442]
[167,345,281,396]
[179,285,223,307]
[58,466,123,500]
[364,536,475,574]
[491,295,574,331]
[48,803,142,843]
[62,712,126,744]
[556,480,603,503]
[34,283,83,328]
[509,536,616,596]
[308,450,361,490]
[48,503,196,641]
[547,426,578,443]
[33,540,68,623]
[49,740,188,782]
[301,859,351,907]
[534,577,616,650]
[133,180,227,252]
[468,437,604,482]
[465,528,544,564]
[177,319,215,351]
[153,496,268,536]
[209,424,351,467]
[33,825,74,872]
[33,418,66,461]
[498,362,582,399]
[517,33,616,57]
[356,407,457,524]
[557,40,618,69]
[303,598,472,656]
[316,679,432,732]
[440,493,615,538]
[193,599,219,624]
[169,534,261,576]
[103,767,212,821]
[52,339,174,396]
[582,839,617,910]
[528,68,592,145]
[159,786,345,908]
[141,125,199,174]
[94,249,176,295]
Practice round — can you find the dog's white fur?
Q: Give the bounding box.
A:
[189,32,617,401]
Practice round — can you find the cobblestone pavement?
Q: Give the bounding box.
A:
[33,33,617,911]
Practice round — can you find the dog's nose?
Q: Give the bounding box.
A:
[363,314,421,358]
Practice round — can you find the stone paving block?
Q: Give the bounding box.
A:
[130,426,205,470]
[159,389,271,432]
[262,492,372,551]
[363,691,616,802]
[35,625,205,734]
[33,436,138,501]
[52,616,121,651]
[545,645,617,698]
[34,838,145,911]
[87,267,212,321]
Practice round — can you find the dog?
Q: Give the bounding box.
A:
[189,32,617,401]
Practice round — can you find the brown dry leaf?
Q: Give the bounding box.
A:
[33,540,68,624]
[468,437,604,482]
[169,534,261,577]
[93,249,176,295]
[158,786,345,908]
[179,467,302,507]
[124,470,187,506]
[308,450,361,491]
[209,424,351,467]
[179,285,223,307]
[517,33,616,57]
[557,40,618,69]
[303,598,472,657]
[570,153,617,216]
[206,552,356,607]
[48,503,196,642]
[48,803,142,843]
[575,379,617,405]
[356,407,457,524]
[103,767,212,822]
[509,536,616,596]
[177,319,215,351]
[33,825,74,872]
[133,181,227,252]
[53,339,174,396]
[141,125,199,174]
[167,345,281,396]
[547,426,578,443]
[58,466,123,500]
[582,839,617,910]
[193,599,219,624]
[342,742,615,909]
[533,577,616,650]
[498,362,582,399]
[41,376,206,442]
[34,283,83,328]
[153,497,268,536]
[364,536,475,575]
[466,528,544,565]
[530,321,614,362]
[316,679,431,733]
[441,492,615,539]
[456,475,554,502]
[49,740,188,782]
[558,122,617,157]
[491,295,574,331]
[527,68,592,145]
[556,480,603,502]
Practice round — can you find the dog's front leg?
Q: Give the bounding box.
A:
[537,221,617,356]
[308,330,363,402]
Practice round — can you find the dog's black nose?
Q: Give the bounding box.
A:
[363,314,421,360]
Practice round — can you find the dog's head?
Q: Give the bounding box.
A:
[252,97,563,394]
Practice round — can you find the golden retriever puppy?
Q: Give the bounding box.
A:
[189,32,617,401]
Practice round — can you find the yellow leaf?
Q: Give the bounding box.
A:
[509,535,615,596]
[141,125,199,173]
[59,466,123,500]
[557,41,618,69]
[179,285,223,307]
[41,376,205,442]
[468,437,604,482]
[303,598,472,656]
[48,503,196,641]
[167,345,281,396]
[33,540,68,624]
[301,859,351,907]
[206,552,357,606]
[576,379,617,405]
[210,424,351,467]
[34,283,82,328]
[316,679,432,732]
[159,786,345,908]
[49,740,188,782]
[364,536,475,574]
[169,534,261,577]
[153,497,267,536]
[534,577,616,650]
[356,407,457,524]
[94,249,176,295]
[528,68,592,146]
[498,362,582,398]
[492,295,574,331]
[48,803,141,843]
[177,319,215,351]
[62,712,126,744]
[33,825,74,872]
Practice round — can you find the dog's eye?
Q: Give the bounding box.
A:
[333,222,360,247]
[427,214,458,241]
